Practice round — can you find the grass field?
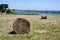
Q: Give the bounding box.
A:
[0,14,60,40]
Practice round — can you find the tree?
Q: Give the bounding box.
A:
[6,9,11,13]
[0,4,8,13]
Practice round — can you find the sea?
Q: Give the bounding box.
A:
[13,11,60,16]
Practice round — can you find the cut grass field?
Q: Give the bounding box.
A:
[0,14,60,40]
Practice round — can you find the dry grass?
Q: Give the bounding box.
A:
[0,14,60,40]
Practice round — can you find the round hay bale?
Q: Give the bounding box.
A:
[41,15,47,19]
[13,18,30,34]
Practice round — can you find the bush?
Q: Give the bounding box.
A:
[6,9,14,14]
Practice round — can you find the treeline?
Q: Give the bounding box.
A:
[43,11,60,13]
[11,10,60,13]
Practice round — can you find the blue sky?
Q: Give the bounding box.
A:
[0,0,60,10]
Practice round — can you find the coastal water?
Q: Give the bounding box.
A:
[13,11,60,16]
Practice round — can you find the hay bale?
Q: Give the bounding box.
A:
[13,18,30,34]
[41,15,47,19]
